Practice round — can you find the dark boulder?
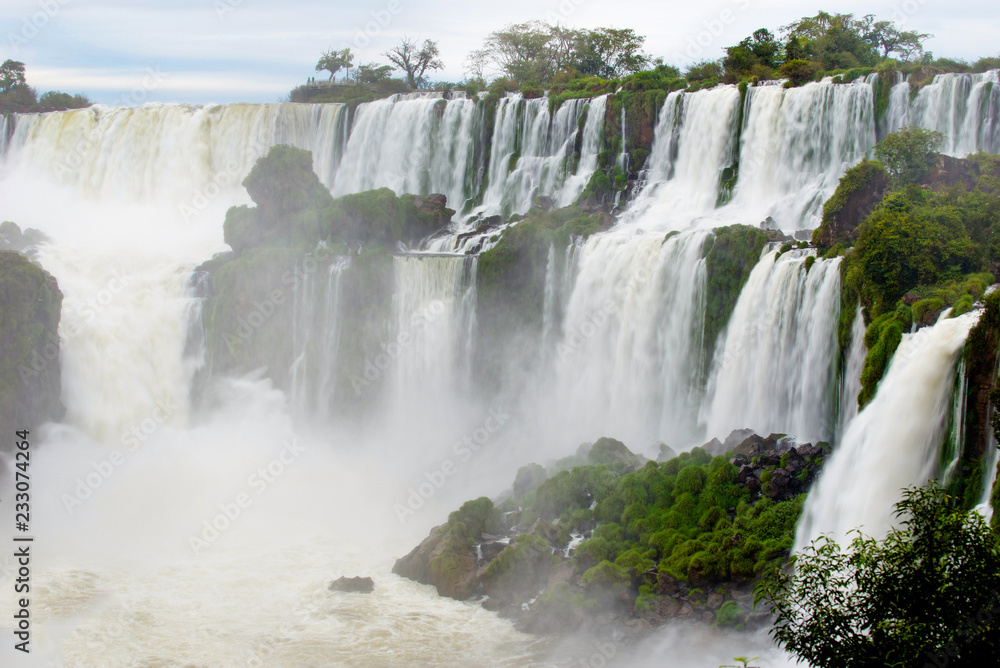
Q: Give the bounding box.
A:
[328,576,374,593]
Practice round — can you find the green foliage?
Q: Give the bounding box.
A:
[716,600,745,628]
[532,465,618,520]
[858,310,905,407]
[316,47,354,82]
[779,59,821,87]
[703,225,770,365]
[813,159,889,248]
[875,126,944,185]
[582,560,629,587]
[484,533,555,578]
[756,484,1000,667]
[448,497,502,545]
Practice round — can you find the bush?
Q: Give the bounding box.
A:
[875,126,944,185]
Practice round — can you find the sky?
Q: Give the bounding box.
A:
[1,0,998,105]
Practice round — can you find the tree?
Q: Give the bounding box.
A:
[316,48,354,82]
[875,126,944,185]
[685,60,723,84]
[384,37,443,89]
[755,484,1000,667]
[723,28,783,81]
[354,63,393,85]
[859,15,930,60]
[576,27,649,78]
[0,60,27,94]
[479,21,556,86]
[37,91,91,111]
[781,12,878,69]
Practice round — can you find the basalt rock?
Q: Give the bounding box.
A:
[328,576,375,593]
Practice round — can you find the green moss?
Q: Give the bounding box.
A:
[703,225,770,367]
[484,533,555,578]
[582,560,629,587]
[447,497,502,546]
[858,310,906,408]
[813,159,889,250]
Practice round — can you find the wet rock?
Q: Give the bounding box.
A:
[701,437,725,456]
[513,464,548,499]
[723,428,755,452]
[656,443,677,462]
[328,576,374,593]
[706,592,724,610]
[588,437,645,468]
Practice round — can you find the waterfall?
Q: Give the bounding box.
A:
[475,95,601,219]
[883,72,912,136]
[558,95,608,206]
[626,87,742,229]
[332,95,482,214]
[704,250,842,444]
[289,254,352,418]
[909,70,1000,156]
[544,229,709,450]
[942,359,968,483]
[837,304,867,440]
[726,81,876,230]
[796,311,980,547]
[5,103,350,203]
[540,240,580,363]
[391,254,478,414]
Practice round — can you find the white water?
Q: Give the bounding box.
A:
[625,87,741,229]
[796,311,980,548]
[705,250,842,444]
[837,304,867,440]
[332,95,482,215]
[391,255,478,420]
[543,229,709,451]
[727,80,876,230]
[0,109,550,667]
[893,70,1000,156]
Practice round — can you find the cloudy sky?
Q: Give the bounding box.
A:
[2,0,998,105]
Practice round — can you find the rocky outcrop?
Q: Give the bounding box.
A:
[394,432,825,639]
[813,159,890,249]
[0,250,64,444]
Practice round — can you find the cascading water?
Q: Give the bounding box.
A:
[837,304,868,440]
[332,94,483,215]
[906,70,1000,156]
[557,95,608,206]
[726,80,876,230]
[475,95,596,219]
[289,254,352,419]
[543,229,709,451]
[705,250,842,444]
[625,87,742,228]
[390,255,478,418]
[795,311,980,548]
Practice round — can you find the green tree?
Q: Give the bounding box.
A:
[859,15,930,60]
[354,62,393,85]
[316,48,354,82]
[781,12,878,69]
[37,91,91,111]
[576,27,649,78]
[723,28,782,81]
[756,484,1000,667]
[685,59,723,84]
[875,126,944,185]
[384,37,443,89]
[477,21,558,86]
[0,60,27,94]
